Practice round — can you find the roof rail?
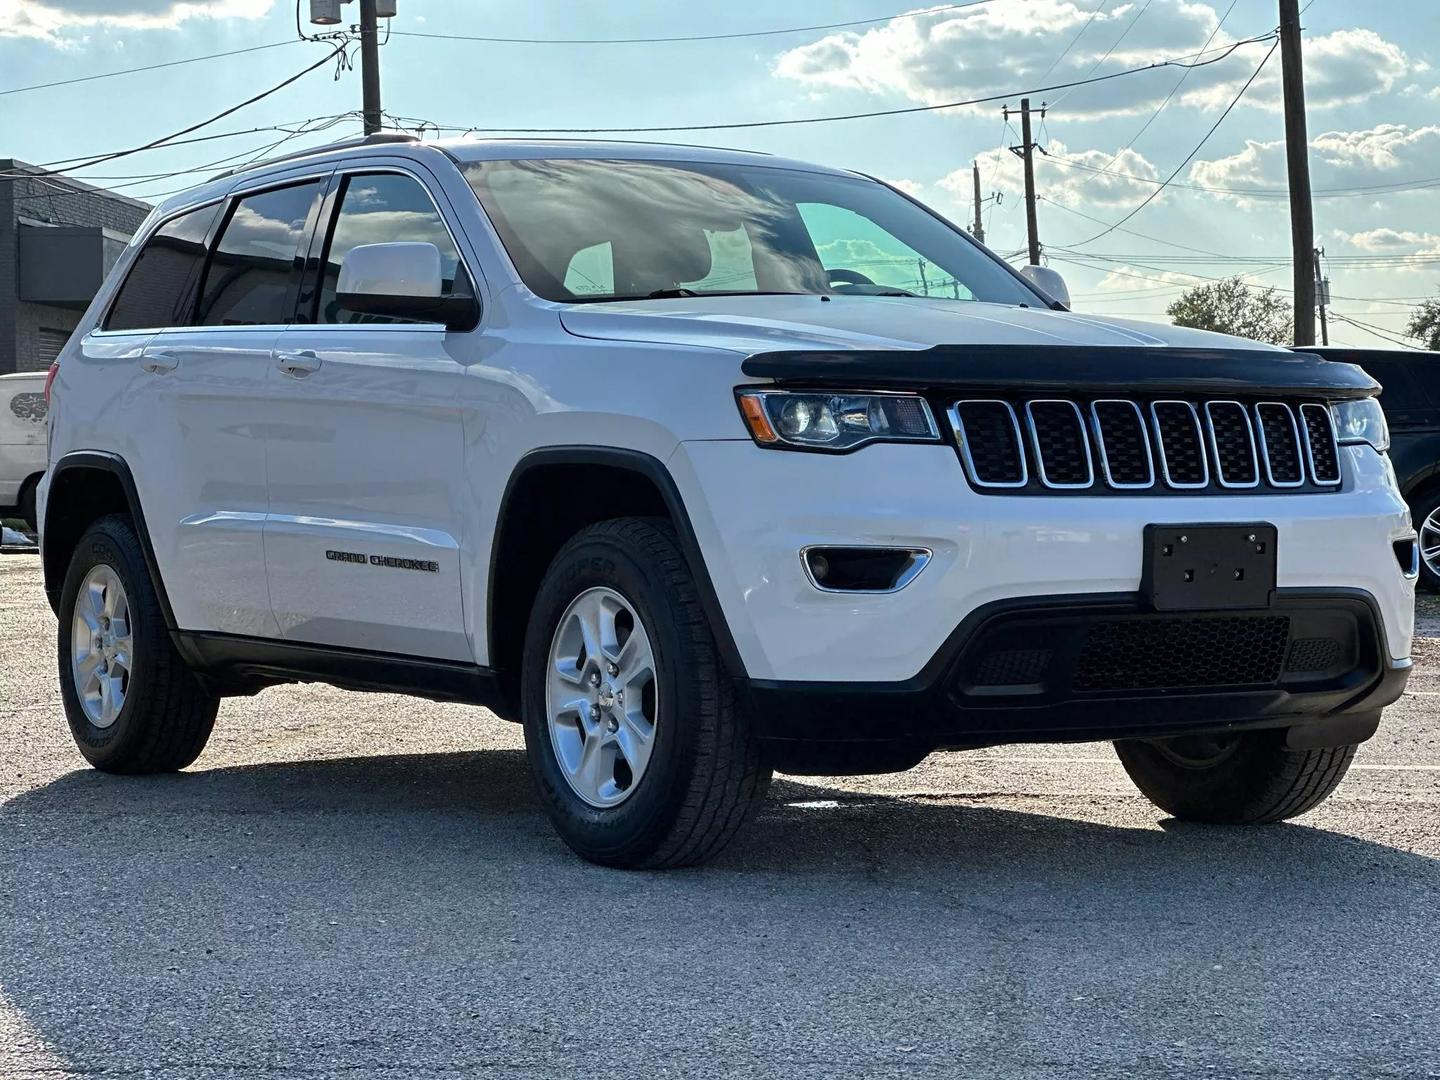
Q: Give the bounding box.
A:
[209,132,420,183]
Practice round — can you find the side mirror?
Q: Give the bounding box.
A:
[336,242,477,329]
[1018,264,1071,309]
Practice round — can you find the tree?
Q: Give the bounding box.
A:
[1166,277,1294,345]
[1408,297,1440,351]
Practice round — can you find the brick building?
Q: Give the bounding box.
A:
[1,160,150,375]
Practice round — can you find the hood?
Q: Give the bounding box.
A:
[557,293,1285,355]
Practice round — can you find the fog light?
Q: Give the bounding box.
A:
[801,547,930,593]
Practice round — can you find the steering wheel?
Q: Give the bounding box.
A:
[826,268,876,289]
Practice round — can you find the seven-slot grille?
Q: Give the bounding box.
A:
[950,397,1342,494]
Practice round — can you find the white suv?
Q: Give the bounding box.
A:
[38,135,1416,867]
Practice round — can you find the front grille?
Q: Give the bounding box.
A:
[1256,403,1304,486]
[1073,616,1291,691]
[948,396,1343,495]
[1285,636,1343,673]
[951,401,1026,487]
[1026,401,1092,487]
[1300,404,1342,485]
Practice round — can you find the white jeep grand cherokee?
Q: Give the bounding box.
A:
[38,135,1415,867]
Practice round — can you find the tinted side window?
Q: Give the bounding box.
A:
[316,173,469,324]
[104,203,222,331]
[197,182,321,327]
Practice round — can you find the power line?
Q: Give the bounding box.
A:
[1038,195,1232,258]
[0,40,302,97]
[1047,154,1440,199]
[1062,0,1239,185]
[1067,39,1279,247]
[1035,0,1110,84]
[392,34,1273,135]
[388,1,998,45]
[1049,0,1152,108]
[1331,312,1422,349]
[0,45,347,181]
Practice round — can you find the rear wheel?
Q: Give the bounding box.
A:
[18,477,38,532]
[57,514,219,773]
[1115,730,1357,824]
[521,517,771,868]
[1412,487,1440,592]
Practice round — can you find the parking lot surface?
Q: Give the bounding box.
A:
[2,552,1438,1078]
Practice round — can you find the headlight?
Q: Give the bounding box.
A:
[736,390,940,451]
[1331,397,1390,453]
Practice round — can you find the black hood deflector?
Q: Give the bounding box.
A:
[740,345,1380,400]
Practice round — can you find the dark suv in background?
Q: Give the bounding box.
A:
[1308,347,1440,589]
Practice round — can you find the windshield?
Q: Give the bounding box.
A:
[461,157,1039,306]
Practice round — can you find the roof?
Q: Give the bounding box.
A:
[436,137,859,178]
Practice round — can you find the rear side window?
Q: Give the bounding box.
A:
[315,172,469,324]
[197,181,321,327]
[104,202,222,331]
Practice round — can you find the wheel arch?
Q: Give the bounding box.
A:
[43,451,175,627]
[486,446,746,718]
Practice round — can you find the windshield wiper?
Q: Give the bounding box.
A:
[645,287,701,299]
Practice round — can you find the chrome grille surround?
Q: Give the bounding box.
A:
[1254,402,1306,488]
[946,396,1347,495]
[1150,400,1210,490]
[1298,403,1343,486]
[1089,399,1155,489]
[1024,400,1094,489]
[949,400,1028,489]
[1203,401,1261,489]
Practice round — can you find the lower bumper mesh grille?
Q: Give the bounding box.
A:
[1072,616,1291,692]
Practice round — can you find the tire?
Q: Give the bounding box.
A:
[521,516,771,869]
[1410,487,1440,592]
[18,478,38,532]
[57,514,219,773]
[1114,730,1357,824]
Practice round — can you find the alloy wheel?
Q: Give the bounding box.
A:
[545,586,659,808]
[70,564,134,729]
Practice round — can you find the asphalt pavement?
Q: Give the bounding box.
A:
[2,552,1438,1078]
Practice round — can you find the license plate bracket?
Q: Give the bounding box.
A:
[1142,523,1277,612]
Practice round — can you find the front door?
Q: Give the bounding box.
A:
[262,168,476,661]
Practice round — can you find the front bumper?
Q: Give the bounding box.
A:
[671,440,1415,682]
[742,588,1409,766]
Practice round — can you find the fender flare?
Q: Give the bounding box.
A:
[44,450,176,628]
[487,446,748,680]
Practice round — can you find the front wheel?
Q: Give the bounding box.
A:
[1114,730,1357,824]
[521,517,771,868]
[57,514,219,773]
[1412,488,1440,592]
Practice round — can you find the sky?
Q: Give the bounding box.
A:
[2,0,1437,348]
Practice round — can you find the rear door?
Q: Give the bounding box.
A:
[261,166,477,660]
[135,177,325,637]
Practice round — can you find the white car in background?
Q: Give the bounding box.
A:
[1,370,48,530]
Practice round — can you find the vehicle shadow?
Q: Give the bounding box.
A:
[1,750,1437,1078]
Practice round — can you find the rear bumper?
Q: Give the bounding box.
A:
[743,588,1409,767]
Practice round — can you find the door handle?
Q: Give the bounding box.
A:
[140,351,179,374]
[275,349,322,377]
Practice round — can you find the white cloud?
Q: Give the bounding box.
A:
[0,0,273,41]
[879,177,925,197]
[1189,124,1440,203]
[1180,29,1412,113]
[773,3,1412,121]
[940,138,1162,212]
[1341,228,1440,254]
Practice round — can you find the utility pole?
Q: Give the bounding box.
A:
[1006,99,1045,265]
[1315,248,1330,346]
[971,161,985,244]
[359,0,383,135]
[917,258,930,296]
[1279,0,1316,346]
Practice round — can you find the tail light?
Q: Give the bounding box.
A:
[44,361,59,405]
